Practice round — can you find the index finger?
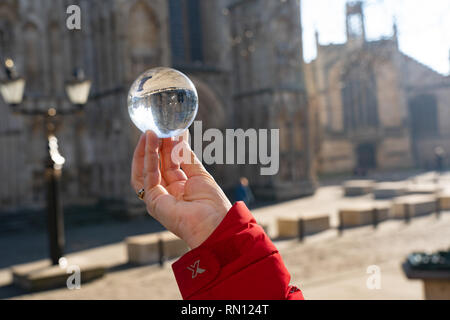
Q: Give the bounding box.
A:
[177,130,213,179]
[131,133,146,192]
[161,137,188,184]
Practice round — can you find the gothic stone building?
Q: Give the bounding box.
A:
[307,2,450,175]
[0,0,316,215]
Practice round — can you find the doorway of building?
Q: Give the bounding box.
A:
[356,143,377,174]
[408,94,438,138]
[408,94,439,167]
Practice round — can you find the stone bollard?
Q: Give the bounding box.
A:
[339,205,390,230]
[277,215,330,239]
[158,238,165,267]
[371,207,379,229]
[126,231,189,266]
[436,198,441,220]
[404,203,411,224]
[298,218,305,242]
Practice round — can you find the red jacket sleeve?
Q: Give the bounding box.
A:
[171,201,304,300]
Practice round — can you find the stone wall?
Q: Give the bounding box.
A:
[229,0,316,200]
[0,0,317,214]
[307,8,450,174]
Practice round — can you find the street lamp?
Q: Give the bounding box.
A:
[0,58,92,265]
[0,59,25,105]
[65,68,92,107]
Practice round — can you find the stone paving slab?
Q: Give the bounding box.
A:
[439,193,450,210]
[301,261,422,300]
[277,215,330,238]
[3,171,450,300]
[373,182,408,199]
[392,194,437,218]
[343,180,375,196]
[126,231,189,266]
[10,212,450,300]
[11,258,106,292]
[339,204,390,228]
[406,184,441,195]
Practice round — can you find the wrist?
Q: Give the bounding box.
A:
[172,201,278,300]
[187,201,232,249]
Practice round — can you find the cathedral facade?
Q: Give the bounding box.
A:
[307,2,450,175]
[0,0,316,215]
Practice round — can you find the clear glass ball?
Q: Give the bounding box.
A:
[128,67,199,138]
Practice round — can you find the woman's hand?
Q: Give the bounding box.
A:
[131,130,232,249]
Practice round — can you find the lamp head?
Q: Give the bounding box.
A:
[65,67,91,106]
[0,58,25,105]
[4,58,18,80]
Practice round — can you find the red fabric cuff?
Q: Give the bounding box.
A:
[171,201,280,299]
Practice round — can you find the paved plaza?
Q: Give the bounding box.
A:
[1,171,449,300]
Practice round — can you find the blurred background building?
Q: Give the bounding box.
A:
[307,1,450,175]
[0,0,449,223]
[0,0,316,220]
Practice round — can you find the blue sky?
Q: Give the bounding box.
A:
[301,0,450,75]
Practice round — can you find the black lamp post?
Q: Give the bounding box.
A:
[0,58,91,265]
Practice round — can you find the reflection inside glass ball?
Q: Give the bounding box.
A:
[128,67,198,138]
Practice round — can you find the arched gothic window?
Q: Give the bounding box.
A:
[341,58,379,132]
[128,1,160,78]
[0,18,14,59]
[169,0,204,65]
[23,23,40,92]
[409,94,439,137]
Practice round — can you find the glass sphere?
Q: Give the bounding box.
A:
[128,67,198,138]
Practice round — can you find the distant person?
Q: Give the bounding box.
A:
[131,130,303,300]
[434,146,445,173]
[234,177,255,208]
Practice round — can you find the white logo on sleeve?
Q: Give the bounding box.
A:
[187,260,206,279]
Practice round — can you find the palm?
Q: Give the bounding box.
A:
[131,131,231,249]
